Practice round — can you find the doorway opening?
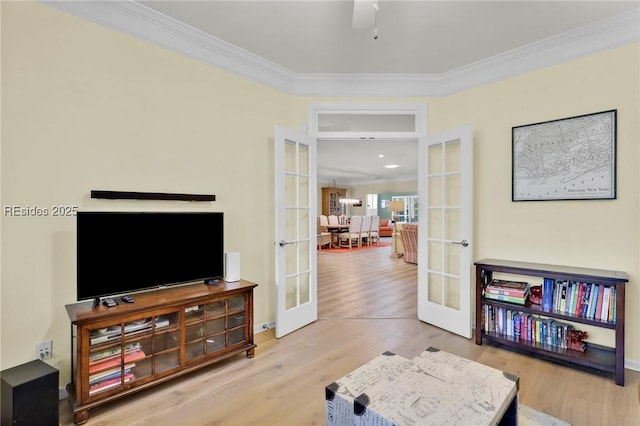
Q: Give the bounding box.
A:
[311,103,426,319]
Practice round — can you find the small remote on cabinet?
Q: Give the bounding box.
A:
[102,298,117,307]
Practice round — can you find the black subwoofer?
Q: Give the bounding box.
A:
[1,359,59,425]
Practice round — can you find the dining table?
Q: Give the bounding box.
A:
[325,224,350,248]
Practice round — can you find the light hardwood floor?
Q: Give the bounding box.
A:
[60,242,640,425]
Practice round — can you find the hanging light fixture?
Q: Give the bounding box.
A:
[373,1,379,40]
[352,0,380,39]
[339,198,361,205]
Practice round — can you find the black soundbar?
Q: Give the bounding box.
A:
[91,190,215,202]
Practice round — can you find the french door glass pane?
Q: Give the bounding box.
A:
[428,272,443,304]
[445,276,461,310]
[445,140,461,172]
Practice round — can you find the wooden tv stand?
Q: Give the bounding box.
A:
[65,280,257,424]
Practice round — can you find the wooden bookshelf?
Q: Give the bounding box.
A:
[474,258,627,386]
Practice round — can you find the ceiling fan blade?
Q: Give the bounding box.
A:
[352,0,377,29]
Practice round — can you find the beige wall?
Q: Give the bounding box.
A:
[1,2,294,383]
[2,2,639,389]
[427,45,639,350]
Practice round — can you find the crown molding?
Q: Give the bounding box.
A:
[43,1,639,97]
[438,9,640,96]
[43,0,296,92]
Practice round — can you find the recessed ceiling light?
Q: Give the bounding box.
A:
[385,164,399,169]
[378,154,384,158]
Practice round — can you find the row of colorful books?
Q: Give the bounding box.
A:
[481,304,586,351]
[89,372,135,396]
[88,345,146,395]
[89,341,142,365]
[483,279,530,305]
[89,347,146,375]
[544,279,617,322]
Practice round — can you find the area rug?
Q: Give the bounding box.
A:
[519,404,571,426]
[319,241,391,253]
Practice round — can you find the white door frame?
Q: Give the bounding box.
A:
[308,103,475,339]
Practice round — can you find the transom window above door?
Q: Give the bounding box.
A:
[309,104,426,140]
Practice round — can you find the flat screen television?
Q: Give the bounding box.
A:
[76,211,224,301]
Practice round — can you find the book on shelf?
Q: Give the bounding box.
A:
[573,283,583,316]
[542,278,554,311]
[580,283,592,318]
[558,281,567,312]
[484,286,530,298]
[486,279,530,295]
[587,284,599,319]
[483,292,528,305]
[595,285,604,320]
[601,286,612,321]
[89,342,142,365]
[565,281,574,315]
[88,349,146,374]
[89,372,134,396]
[89,365,134,385]
[611,288,617,322]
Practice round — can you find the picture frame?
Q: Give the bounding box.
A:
[512,110,617,201]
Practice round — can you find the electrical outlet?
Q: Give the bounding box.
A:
[36,340,52,360]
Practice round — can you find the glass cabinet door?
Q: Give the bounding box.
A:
[150,313,180,374]
[185,304,206,361]
[87,321,147,397]
[227,295,247,346]
[184,295,248,363]
[86,311,181,398]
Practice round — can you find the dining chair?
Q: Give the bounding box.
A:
[319,215,329,232]
[360,215,372,246]
[328,215,339,225]
[316,217,331,250]
[369,215,381,245]
[338,215,362,249]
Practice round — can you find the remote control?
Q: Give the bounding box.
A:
[102,298,117,307]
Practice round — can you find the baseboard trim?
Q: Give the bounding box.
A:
[255,321,276,335]
[625,357,640,372]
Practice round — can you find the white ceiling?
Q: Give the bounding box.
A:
[139,1,638,74]
[48,1,640,186]
[317,138,419,186]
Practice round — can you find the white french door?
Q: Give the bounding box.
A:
[274,126,318,338]
[418,126,474,338]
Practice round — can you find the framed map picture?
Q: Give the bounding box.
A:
[512,110,616,201]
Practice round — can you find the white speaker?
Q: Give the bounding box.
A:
[224,252,240,282]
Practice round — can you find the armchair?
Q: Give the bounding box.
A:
[399,223,418,264]
[317,217,331,250]
[379,219,393,237]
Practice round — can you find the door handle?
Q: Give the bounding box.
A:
[451,240,469,247]
[279,240,293,247]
